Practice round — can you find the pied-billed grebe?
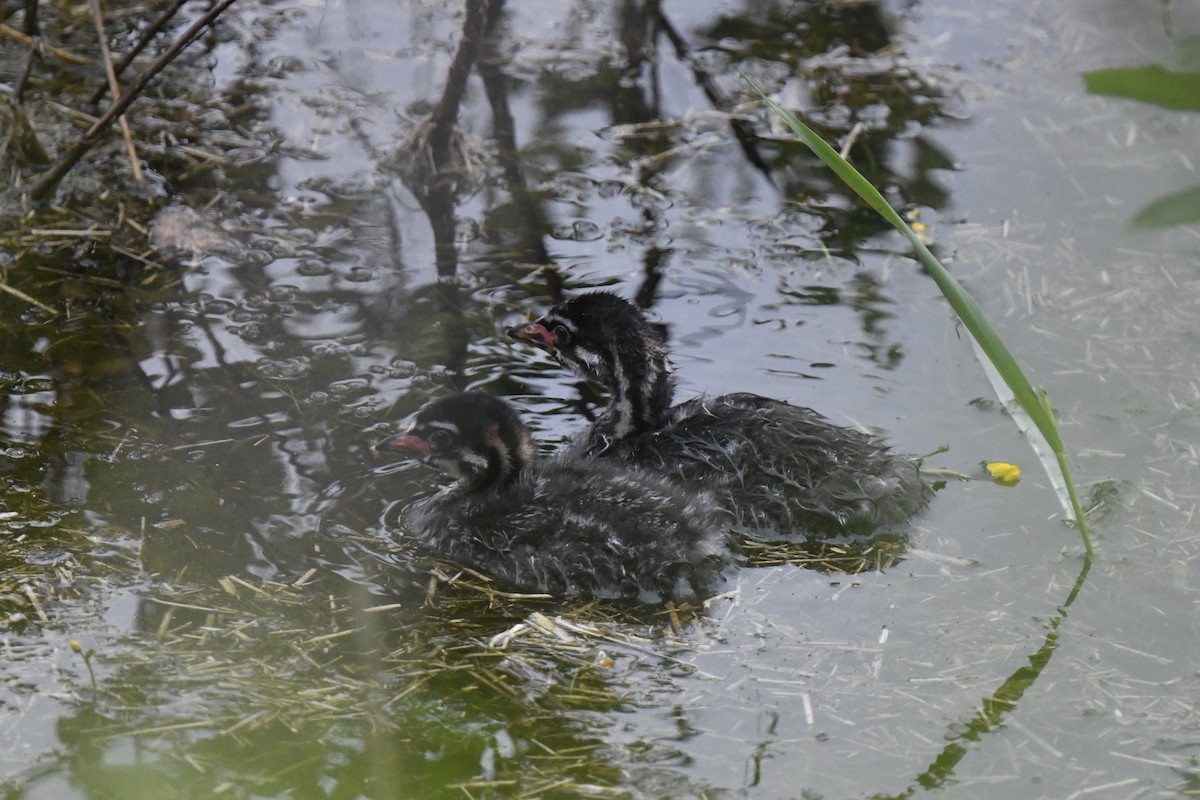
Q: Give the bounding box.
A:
[508,292,930,536]
[375,392,730,602]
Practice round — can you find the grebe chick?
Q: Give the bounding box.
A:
[509,292,930,536]
[375,392,730,602]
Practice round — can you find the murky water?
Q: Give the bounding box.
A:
[2,0,1199,797]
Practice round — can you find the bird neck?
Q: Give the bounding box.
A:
[466,421,536,492]
[595,334,675,440]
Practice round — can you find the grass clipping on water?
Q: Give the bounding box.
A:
[749,80,1093,559]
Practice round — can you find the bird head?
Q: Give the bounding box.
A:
[375,392,534,491]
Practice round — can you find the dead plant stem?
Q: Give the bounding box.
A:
[88,0,190,105]
[0,23,91,65]
[90,0,143,182]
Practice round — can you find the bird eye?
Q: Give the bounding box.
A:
[428,430,453,450]
[553,324,571,345]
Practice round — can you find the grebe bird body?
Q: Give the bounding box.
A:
[375,392,730,602]
[509,292,929,537]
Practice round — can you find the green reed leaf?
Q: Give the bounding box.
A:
[748,78,1092,557]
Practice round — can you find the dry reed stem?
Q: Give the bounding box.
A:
[0,23,91,64]
[0,281,56,315]
[87,0,190,105]
[90,0,142,182]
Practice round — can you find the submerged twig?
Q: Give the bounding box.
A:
[12,0,44,105]
[2,102,53,166]
[22,583,50,622]
[0,281,56,315]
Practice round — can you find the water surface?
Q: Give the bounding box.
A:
[1,0,1198,797]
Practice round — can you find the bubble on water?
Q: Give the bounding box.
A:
[328,378,369,397]
[255,356,312,380]
[550,219,603,241]
[200,298,236,315]
[233,323,263,342]
[346,267,379,283]
[243,248,275,268]
[297,260,331,277]
[389,359,418,378]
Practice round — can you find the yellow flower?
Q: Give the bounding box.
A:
[985,462,1021,487]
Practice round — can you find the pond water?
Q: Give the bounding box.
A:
[1,0,1199,797]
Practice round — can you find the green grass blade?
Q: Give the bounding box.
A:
[1083,65,1200,112]
[1129,183,1200,229]
[750,82,1092,557]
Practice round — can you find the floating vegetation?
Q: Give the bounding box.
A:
[738,534,908,573]
[5,550,712,795]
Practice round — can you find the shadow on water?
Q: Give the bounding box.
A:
[0,0,1095,796]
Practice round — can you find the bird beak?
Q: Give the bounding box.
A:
[375,432,430,456]
[507,320,558,356]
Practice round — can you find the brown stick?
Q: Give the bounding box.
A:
[12,0,43,104]
[30,0,238,201]
[90,0,143,182]
[0,24,91,65]
[88,0,190,105]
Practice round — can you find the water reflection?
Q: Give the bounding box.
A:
[0,0,1014,795]
[1083,36,1200,228]
[25,570,720,799]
